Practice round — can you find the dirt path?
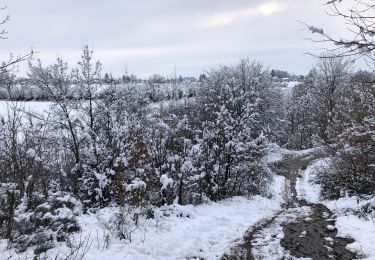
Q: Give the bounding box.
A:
[222,151,358,260]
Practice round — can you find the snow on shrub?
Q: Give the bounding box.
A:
[11,191,81,253]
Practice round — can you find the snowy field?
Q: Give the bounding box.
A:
[0,100,52,117]
[0,99,194,119]
[0,192,285,260]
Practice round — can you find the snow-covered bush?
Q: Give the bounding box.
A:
[194,59,274,200]
[0,183,19,240]
[286,56,351,149]
[286,73,320,149]
[11,191,81,253]
[0,56,287,253]
[318,71,375,198]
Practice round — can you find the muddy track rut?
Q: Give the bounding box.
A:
[222,151,358,260]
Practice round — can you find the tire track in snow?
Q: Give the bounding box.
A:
[222,151,358,260]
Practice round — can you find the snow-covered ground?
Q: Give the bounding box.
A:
[265,144,323,163]
[147,97,195,111]
[296,157,375,259]
[81,196,283,260]
[280,81,300,95]
[251,205,311,259]
[0,145,286,260]
[0,100,52,117]
[278,81,300,104]
[0,151,286,260]
[296,158,329,204]
[0,194,284,260]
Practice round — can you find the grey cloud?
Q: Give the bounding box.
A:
[0,0,351,77]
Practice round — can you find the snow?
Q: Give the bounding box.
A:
[77,196,281,260]
[326,225,335,231]
[286,81,300,89]
[160,174,174,191]
[0,100,52,117]
[147,98,195,111]
[336,215,375,259]
[264,145,323,166]
[296,158,329,204]
[43,207,74,222]
[324,197,375,259]
[251,222,287,258]
[308,25,324,34]
[296,156,375,260]
[251,205,312,260]
[26,148,36,158]
[271,175,286,202]
[283,147,324,157]
[278,81,300,103]
[125,178,147,192]
[262,145,283,164]
[1,195,283,260]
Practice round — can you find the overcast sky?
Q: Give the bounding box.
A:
[1,0,351,78]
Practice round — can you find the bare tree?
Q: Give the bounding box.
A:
[0,6,33,75]
[28,58,83,193]
[305,0,375,65]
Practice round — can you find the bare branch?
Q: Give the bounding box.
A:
[0,51,35,75]
[0,6,35,75]
[305,0,375,64]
